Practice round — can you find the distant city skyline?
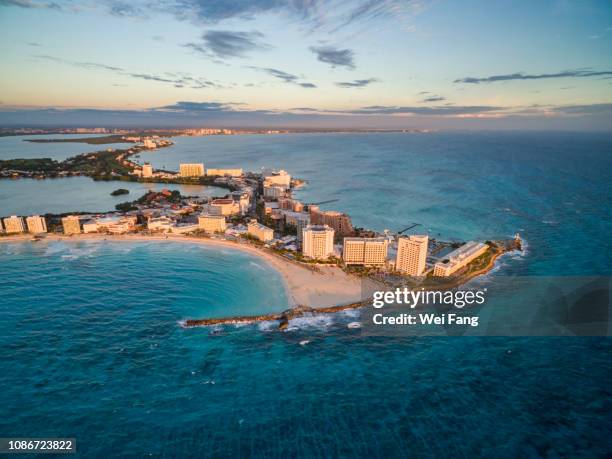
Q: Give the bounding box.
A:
[1,0,611,130]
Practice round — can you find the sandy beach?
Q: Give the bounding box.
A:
[1,233,378,309]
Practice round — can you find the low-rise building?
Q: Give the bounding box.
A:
[147,216,173,232]
[3,215,26,234]
[203,198,241,216]
[433,241,488,277]
[62,215,81,235]
[302,224,335,260]
[343,237,388,266]
[206,168,243,177]
[247,219,274,242]
[171,223,199,234]
[179,163,205,177]
[26,215,47,234]
[198,214,227,233]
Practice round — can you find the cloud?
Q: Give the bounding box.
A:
[552,103,612,115]
[337,105,503,115]
[247,66,316,88]
[455,69,612,84]
[32,54,220,89]
[310,46,355,69]
[422,96,445,102]
[108,1,142,17]
[335,78,379,88]
[0,0,62,9]
[183,30,270,59]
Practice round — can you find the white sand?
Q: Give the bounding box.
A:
[1,233,378,308]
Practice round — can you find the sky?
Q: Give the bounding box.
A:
[0,0,611,130]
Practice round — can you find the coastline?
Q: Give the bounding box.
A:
[0,233,376,310]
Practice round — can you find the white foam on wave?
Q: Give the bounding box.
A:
[286,314,335,330]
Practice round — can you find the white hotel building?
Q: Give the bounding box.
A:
[302,224,335,260]
[179,163,205,177]
[343,237,388,266]
[26,215,47,234]
[433,241,488,277]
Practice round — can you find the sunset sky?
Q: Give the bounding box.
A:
[1,0,611,129]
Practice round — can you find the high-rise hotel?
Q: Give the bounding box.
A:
[302,225,335,260]
[26,215,47,233]
[62,216,82,235]
[396,235,429,276]
[3,216,26,234]
[343,237,388,266]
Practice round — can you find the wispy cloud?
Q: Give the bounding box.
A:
[184,30,270,60]
[337,105,503,115]
[32,54,220,89]
[422,96,445,102]
[0,0,62,9]
[310,46,355,69]
[455,69,612,84]
[335,78,379,88]
[247,66,316,88]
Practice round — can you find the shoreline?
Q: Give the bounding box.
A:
[1,233,519,329]
[0,233,376,311]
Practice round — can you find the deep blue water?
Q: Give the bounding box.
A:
[1,131,611,457]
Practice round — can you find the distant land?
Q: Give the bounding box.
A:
[0,127,431,138]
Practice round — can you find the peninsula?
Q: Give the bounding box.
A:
[0,154,522,330]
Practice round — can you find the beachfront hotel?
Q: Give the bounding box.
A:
[302,224,335,260]
[61,216,81,235]
[179,163,205,177]
[206,168,243,177]
[198,214,227,233]
[26,215,47,234]
[396,235,429,276]
[264,169,291,188]
[142,163,153,178]
[433,241,489,277]
[247,219,275,242]
[309,206,354,237]
[3,216,26,234]
[343,237,388,266]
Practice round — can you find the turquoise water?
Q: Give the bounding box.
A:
[1,132,611,457]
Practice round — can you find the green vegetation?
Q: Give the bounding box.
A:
[110,188,129,196]
[0,158,61,172]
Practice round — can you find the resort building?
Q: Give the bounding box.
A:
[147,216,173,232]
[263,184,286,200]
[396,235,429,276]
[142,163,153,178]
[302,224,335,260]
[143,138,156,149]
[433,241,489,277]
[278,198,304,212]
[3,216,26,234]
[264,169,291,188]
[247,219,274,242]
[310,208,354,237]
[179,163,205,177]
[203,198,241,216]
[171,223,199,234]
[62,216,82,235]
[26,215,47,234]
[198,214,227,233]
[0,219,3,233]
[206,168,243,177]
[343,237,388,266]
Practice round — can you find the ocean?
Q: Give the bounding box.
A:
[0,131,610,457]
